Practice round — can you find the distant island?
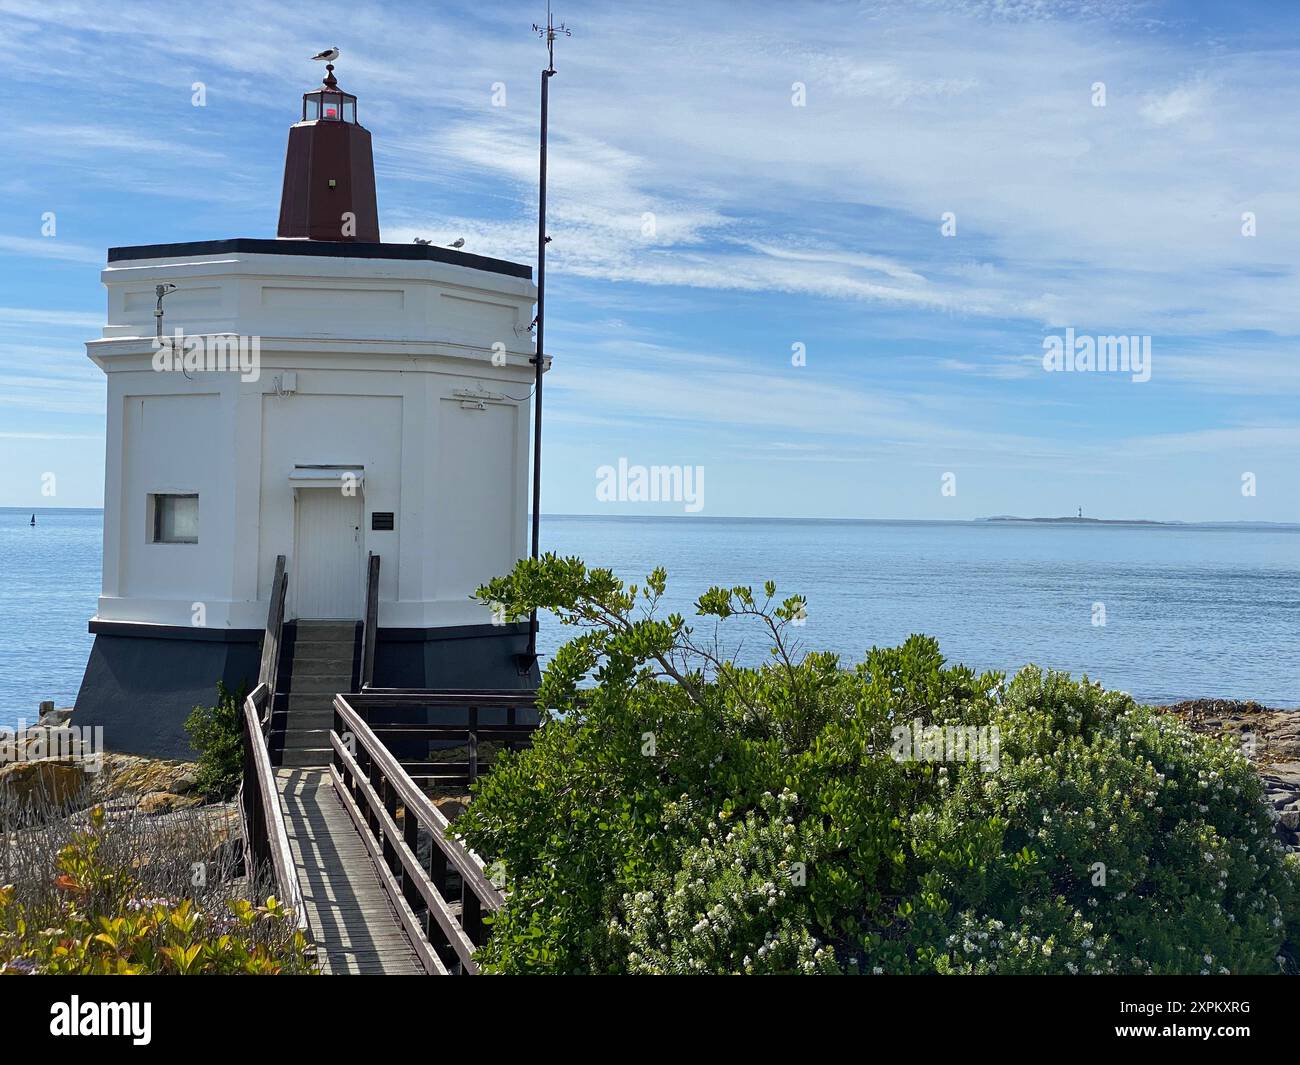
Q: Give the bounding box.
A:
[981,515,1172,526]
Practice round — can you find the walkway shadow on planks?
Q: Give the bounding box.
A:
[276,768,424,975]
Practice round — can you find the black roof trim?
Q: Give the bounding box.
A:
[106,238,532,280]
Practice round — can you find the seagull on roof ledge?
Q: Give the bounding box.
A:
[449,238,465,249]
[312,47,341,62]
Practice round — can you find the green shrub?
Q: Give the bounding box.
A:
[458,555,1300,975]
[0,806,314,975]
[185,680,245,801]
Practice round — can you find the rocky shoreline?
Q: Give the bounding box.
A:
[1166,699,1300,853]
[0,701,212,817]
[0,747,208,815]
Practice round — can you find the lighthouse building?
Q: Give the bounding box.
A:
[76,69,541,759]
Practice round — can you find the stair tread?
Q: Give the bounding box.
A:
[284,696,343,712]
[282,729,330,748]
[288,678,354,693]
[272,710,334,724]
[278,748,332,767]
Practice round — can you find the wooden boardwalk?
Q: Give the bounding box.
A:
[276,768,424,975]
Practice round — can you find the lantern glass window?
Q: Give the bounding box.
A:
[302,90,357,123]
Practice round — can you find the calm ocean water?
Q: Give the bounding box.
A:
[1,508,1297,728]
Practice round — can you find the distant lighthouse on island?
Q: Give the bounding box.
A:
[76,59,543,759]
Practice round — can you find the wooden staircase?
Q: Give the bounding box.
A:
[242,555,523,974]
[271,621,360,767]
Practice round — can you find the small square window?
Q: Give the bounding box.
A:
[151,494,198,544]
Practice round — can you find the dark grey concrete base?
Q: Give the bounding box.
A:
[371,623,542,761]
[75,626,262,760]
[75,620,541,759]
[374,622,540,691]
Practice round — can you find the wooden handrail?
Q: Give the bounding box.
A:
[341,688,537,787]
[239,683,309,936]
[360,552,380,690]
[343,688,539,708]
[334,695,503,905]
[257,555,288,694]
[332,693,505,973]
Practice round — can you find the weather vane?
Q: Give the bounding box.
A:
[532,3,571,73]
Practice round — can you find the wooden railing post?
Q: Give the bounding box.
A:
[361,553,380,691]
[462,890,483,947]
[382,774,399,875]
[401,803,423,915]
[360,743,376,837]
[468,704,479,785]
[428,842,449,898]
[258,555,287,691]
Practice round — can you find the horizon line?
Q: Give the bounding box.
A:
[4,506,1297,528]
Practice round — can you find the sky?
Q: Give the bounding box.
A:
[2,0,1299,521]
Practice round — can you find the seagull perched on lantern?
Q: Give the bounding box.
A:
[312,46,341,62]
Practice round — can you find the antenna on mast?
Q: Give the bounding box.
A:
[518,4,570,674]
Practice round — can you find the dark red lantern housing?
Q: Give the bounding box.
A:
[277,64,380,242]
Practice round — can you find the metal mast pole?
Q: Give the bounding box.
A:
[520,7,569,672]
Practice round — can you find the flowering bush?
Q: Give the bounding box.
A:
[618,790,838,974]
[0,806,314,975]
[458,556,1300,975]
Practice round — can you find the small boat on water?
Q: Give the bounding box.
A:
[29,514,36,526]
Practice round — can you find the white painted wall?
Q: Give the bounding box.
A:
[88,248,539,631]
[258,390,402,620]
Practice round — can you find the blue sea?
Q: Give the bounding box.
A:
[1,508,1297,728]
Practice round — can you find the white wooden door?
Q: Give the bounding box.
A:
[294,489,363,618]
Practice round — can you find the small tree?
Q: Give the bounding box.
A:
[458,554,1300,975]
[184,681,246,801]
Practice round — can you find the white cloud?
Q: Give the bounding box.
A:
[0,306,101,328]
[8,0,1299,342]
[1122,425,1300,456]
[0,431,103,440]
[548,337,1088,465]
[1140,83,1210,126]
[0,236,103,265]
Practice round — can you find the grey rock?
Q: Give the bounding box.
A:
[38,706,74,727]
[170,771,199,795]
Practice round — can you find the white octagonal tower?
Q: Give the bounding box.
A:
[77,69,541,758]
